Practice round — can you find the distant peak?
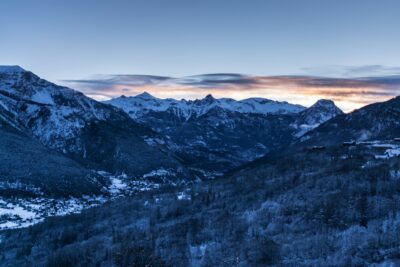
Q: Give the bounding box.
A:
[311,99,335,108]
[135,91,155,99]
[205,94,214,98]
[0,65,25,73]
[204,94,216,101]
[308,99,343,114]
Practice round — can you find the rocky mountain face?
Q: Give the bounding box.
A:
[106,93,343,174]
[291,99,344,137]
[0,66,192,197]
[299,96,400,147]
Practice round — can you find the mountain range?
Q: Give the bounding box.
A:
[2,65,400,266]
[0,65,343,195]
[106,93,343,173]
[0,66,188,196]
[104,92,306,119]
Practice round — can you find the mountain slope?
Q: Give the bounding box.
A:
[0,123,105,197]
[299,96,400,146]
[0,66,188,184]
[2,141,399,266]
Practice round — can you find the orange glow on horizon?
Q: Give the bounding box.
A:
[66,75,400,113]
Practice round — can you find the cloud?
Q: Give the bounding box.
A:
[174,73,259,88]
[63,75,171,90]
[300,65,400,78]
[61,72,400,112]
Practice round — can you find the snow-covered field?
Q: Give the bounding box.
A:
[0,171,163,231]
[0,196,106,230]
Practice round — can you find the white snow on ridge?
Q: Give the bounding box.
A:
[105,92,306,119]
[238,97,304,114]
[0,66,115,154]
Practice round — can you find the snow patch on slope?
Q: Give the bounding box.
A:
[0,169,172,230]
[31,90,55,105]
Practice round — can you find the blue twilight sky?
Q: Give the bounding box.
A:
[1,0,400,110]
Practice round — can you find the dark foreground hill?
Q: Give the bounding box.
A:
[1,143,399,266]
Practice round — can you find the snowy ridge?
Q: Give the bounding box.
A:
[301,99,343,125]
[105,92,343,173]
[104,92,306,119]
[0,65,124,153]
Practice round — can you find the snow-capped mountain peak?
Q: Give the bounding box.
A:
[200,94,216,103]
[310,99,336,109]
[292,99,343,137]
[307,99,343,118]
[135,91,156,99]
[0,67,142,155]
[192,94,218,110]
[105,93,306,119]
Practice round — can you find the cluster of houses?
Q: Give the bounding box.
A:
[310,138,400,160]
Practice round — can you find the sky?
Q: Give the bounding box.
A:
[1,0,400,111]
